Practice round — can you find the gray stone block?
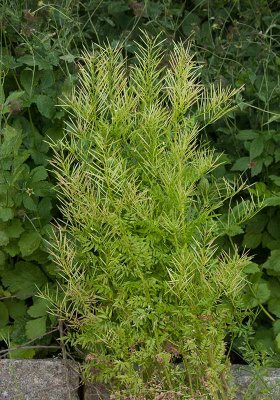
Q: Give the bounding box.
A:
[0,359,80,400]
[232,365,280,399]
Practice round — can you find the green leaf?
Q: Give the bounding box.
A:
[182,12,200,36]
[0,231,9,246]
[0,250,6,266]
[18,231,41,257]
[269,175,280,186]
[263,250,280,274]
[28,297,49,318]
[35,95,55,118]
[0,125,22,157]
[242,232,262,249]
[6,299,27,320]
[243,262,259,274]
[0,302,9,328]
[0,207,14,222]
[6,219,24,239]
[244,279,271,308]
[236,130,260,141]
[30,166,48,183]
[23,194,37,211]
[1,261,47,299]
[9,347,36,359]
[250,136,264,159]
[267,216,280,239]
[231,157,250,171]
[268,298,280,318]
[25,316,47,339]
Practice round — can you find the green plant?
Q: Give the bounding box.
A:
[46,35,261,399]
[0,0,80,357]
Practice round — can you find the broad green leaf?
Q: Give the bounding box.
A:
[9,347,36,359]
[182,12,200,36]
[0,302,9,328]
[236,130,260,141]
[269,175,280,186]
[243,279,271,308]
[251,158,263,177]
[267,216,280,239]
[0,250,6,266]
[263,250,280,274]
[268,298,280,318]
[243,262,259,274]
[35,94,55,118]
[0,125,22,157]
[4,242,20,257]
[30,166,48,183]
[0,231,9,246]
[25,316,47,339]
[242,232,262,249]
[0,207,13,222]
[6,91,25,104]
[264,197,280,207]
[245,213,268,233]
[5,219,24,238]
[273,319,280,335]
[6,299,27,320]
[1,261,47,299]
[231,157,250,171]
[250,136,264,159]
[18,231,41,257]
[22,194,37,211]
[20,69,39,96]
[276,333,280,351]
[28,297,49,318]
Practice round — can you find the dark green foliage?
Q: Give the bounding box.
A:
[1,0,280,363]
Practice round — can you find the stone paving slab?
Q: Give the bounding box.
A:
[232,365,280,399]
[0,359,80,400]
[1,360,280,399]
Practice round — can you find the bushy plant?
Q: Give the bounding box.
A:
[46,36,262,399]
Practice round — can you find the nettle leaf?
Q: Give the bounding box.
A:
[0,125,22,157]
[0,207,14,222]
[251,158,263,177]
[263,250,280,275]
[22,194,38,211]
[30,166,48,183]
[236,130,259,141]
[9,348,36,359]
[243,262,259,274]
[1,261,47,299]
[269,175,280,186]
[182,11,200,36]
[4,242,20,257]
[0,250,6,266]
[231,157,250,171]
[6,219,24,239]
[268,298,280,318]
[0,302,9,328]
[35,94,56,118]
[6,299,27,320]
[18,231,41,257]
[28,297,49,318]
[6,91,25,104]
[25,316,47,340]
[250,136,264,159]
[242,232,262,249]
[267,216,280,239]
[0,231,9,246]
[20,69,39,96]
[243,279,271,308]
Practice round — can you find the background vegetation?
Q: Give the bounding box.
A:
[0,0,280,365]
